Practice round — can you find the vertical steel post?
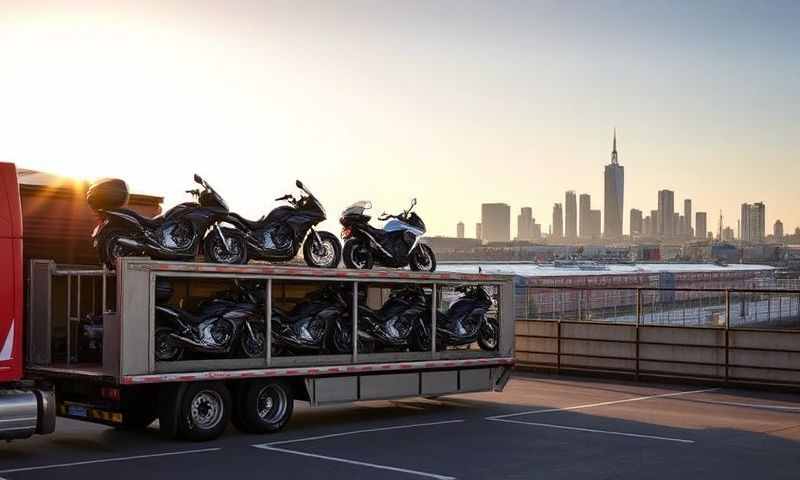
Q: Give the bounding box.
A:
[266,279,272,367]
[724,289,731,384]
[101,267,107,313]
[431,284,437,358]
[66,274,72,365]
[556,318,561,373]
[635,289,641,380]
[577,290,582,321]
[75,275,82,361]
[353,281,359,363]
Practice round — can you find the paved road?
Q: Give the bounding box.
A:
[2,373,800,479]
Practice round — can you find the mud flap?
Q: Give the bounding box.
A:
[157,382,187,439]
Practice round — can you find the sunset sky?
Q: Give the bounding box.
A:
[1,0,798,237]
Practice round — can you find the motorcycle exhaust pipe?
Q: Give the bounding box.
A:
[117,237,145,249]
[168,333,227,351]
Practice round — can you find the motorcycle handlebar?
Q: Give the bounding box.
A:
[275,194,293,201]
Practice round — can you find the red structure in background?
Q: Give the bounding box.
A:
[0,163,23,383]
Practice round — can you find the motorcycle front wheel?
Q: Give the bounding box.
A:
[303,231,342,268]
[342,239,374,270]
[329,325,375,354]
[204,230,248,265]
[409,244,437,272]
[240,322,266,358]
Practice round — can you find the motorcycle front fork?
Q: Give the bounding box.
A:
[214,223,231,252]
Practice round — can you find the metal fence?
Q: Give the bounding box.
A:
[515,286,800,387]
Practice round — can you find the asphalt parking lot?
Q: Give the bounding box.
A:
[2,372,800,479]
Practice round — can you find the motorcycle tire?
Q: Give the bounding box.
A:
[154,327,184,362]
[204,229,248,265]
[240,322,266,358]
[342,239,374,270]
[303,231,342,268]
[409,244,437,272]
[235,380,293,434]
[477,318,500,351]
[177,382,232,442]
[409,325,442,352]
[97,227,138,270]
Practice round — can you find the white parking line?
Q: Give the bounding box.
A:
[258,445,455,480]
[253,419,464,479]
[256,419,465,447]
[486,388,718,420]
[694,399,800,412]
[491,418,695,444]
[0,448,221,474]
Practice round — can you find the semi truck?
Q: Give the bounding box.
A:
[0,162,514,442]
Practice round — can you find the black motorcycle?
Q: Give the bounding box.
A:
[89,174,247,269]
[340,199,436,272]
[333,286,427,353]
[410,286,499,352]
[154,280,266,361]
[207,180,341,268]
[270,285,350,354]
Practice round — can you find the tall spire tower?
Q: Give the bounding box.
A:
[603,129,624,239]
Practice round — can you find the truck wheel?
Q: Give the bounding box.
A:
[235,380,293,434]
[178,382,231,441]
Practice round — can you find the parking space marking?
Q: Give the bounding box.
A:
[691,399,800,412]
[256,419,465,447]
[486,388,718,420]
[491,418,695,444]
[258,445,455,480]
[0,448,221,474]
[253,419,464,479]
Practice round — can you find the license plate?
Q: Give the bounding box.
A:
[68,405,88,417]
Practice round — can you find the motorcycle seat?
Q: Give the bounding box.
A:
[112,208,164,228]
[229,212,265,230]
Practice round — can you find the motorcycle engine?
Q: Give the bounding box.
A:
[457,314,482,337]
[199,318,234,348]
[298,316,326,342]
[159,222,194,250]
[262,224,293,251]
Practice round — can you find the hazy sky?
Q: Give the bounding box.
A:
[1,0,798,237]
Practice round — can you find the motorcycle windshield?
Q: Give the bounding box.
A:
[342,201,371,217]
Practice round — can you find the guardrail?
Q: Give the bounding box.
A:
[515,286,800,387]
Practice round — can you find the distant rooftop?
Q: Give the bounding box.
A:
[438,261,775,277]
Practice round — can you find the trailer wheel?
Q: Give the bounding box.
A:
[235,380,293,434]
[178,382,231,442]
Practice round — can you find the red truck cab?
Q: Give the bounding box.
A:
[0,162,55,439]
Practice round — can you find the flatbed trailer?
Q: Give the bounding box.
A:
[25,258,514,441]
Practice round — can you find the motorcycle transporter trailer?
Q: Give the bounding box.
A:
[25,258,514,441]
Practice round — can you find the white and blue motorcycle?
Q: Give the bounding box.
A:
[339,199,436,272]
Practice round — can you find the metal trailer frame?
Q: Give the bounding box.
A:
[27,258,515,407]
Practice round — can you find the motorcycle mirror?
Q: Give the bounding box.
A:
[194,174,205,186]
[410,198,417,208]
[295,179,304,190]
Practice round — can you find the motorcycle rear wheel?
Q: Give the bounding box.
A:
[98,227,138,270]
[342,239,374,270]
[303,231,342,268]
[477,318,499,351]
[155,327,184,362]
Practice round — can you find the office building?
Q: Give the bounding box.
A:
[552,203,563,239]
[658,190,675,238]
[475,222,482,242]
[517,207,533,241]
[630,209,643,236]
[741,202,766,243]
[481,203,511,243]
[456,221,464,239]
[695,212,707,240]
[579,193,591,238]
[684,199,692,237]
[603,130,624,239]
[774,220,784,240]
[589,210,602,239]
[565,191,577,240]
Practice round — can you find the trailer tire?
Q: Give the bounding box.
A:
[157,383,187,439]
[178,382,231,442]
[235,380,293,434]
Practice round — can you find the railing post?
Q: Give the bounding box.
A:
[353,281,359,363]
[724,289,731,384]
[556,319,561,374]
[431,284,437,359]
[266,279,272,367]
[635,288,641,381]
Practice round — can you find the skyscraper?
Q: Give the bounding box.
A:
[589,210,602,239]
[695,212,707,240]
[741,202,765,243]
[684,199,692,237]
[481,203,511,243]
[456,221,464,239]
[517,207,533,241]
[552,203,563,240]
[774,220,784,239]
[630,209,643,237]
[565,191,577,240]
[658,190,675,238]
[579,193,591,239]
[603,130,624,239]
[475,222,482,242]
